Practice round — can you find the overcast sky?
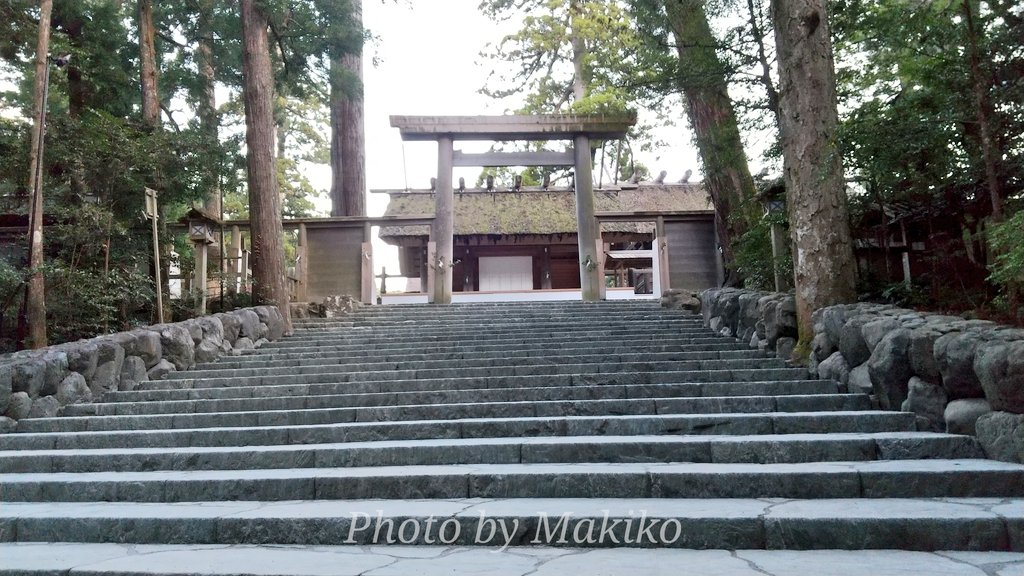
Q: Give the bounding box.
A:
[352,0,703,212]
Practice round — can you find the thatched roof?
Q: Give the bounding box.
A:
[377,183,712,241]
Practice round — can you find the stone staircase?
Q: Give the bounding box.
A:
[1,301,1022,575]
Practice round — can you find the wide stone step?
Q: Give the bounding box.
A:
[101,379,837,405]
[195,348,767,372]
[137,367,813,394]
[0,433,984,474]
[78,381,842,417]
[292,316,704,331]
[8,496,1024,549]
[2,543,1022,574]
[3,460,1023,502]
[259,331,729,350]
[218,340,754,367]
[292,320,704,334]
[0,411,920,450]
[18,394,870,433]
[157,357,787,384]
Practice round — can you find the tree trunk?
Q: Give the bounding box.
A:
[241,0,292,331]
[329,0,366,217]
[137,0,172,320]
[197,0,220,216]
[746,0,781,126]
[662,0,759,285]
[23,0,53,349]
[771,0,857,353]
[138,0,159,128]
[569,0,589,102]
[961,0,1003,221]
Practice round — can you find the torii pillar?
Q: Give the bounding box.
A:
[390,114,636,304]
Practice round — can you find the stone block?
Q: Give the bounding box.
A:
[195,316,225,347]
[776,337,796,361]
[934,331,985,400]
[660,289,701,312]
[147,359,176,381]
[130,330,162,368]
[862,317,901,350]
[118,356,149,392]
[811,332,835,365]
[867,329,913,411]
[195,339,222,364]
[848,364,873,396]
[27,395,59,419]
[945,398,992,436]
[234,337,255,352]
[56,372,92,406]
[908,327,942,382]
[5,391,31,420]
[821,306,849,351]
[974,339,1024,413]
[976,411,1024,464]
[90,341,125,396]
[66,343,99,381]
[154,324,195,371]
[11,358,45,397]
[217,313,242,344]
[839,317,872,368]
[0,416,15,433]
[0,364,10,416]
[900,377,947,432]
[817,352,850,387]
[255,306,285,340]
[237,309,261,339]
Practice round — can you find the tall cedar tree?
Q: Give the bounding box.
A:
[772,0,856,351]
[662,0,759,285]
[241,0,292,330]
[23,0,53,349]
[329,0,365,217]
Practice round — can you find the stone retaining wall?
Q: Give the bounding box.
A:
[0,306,288,432]
[700,287,1024,464]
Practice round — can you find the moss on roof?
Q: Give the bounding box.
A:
[378,183,712,240]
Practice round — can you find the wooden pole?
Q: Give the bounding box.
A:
[361,242,374,304]
[434,137,454,304]
[574,135,600,301]
[151,203,164,324]
[426,241,437,303]
[194,242,208,314]
[656,216,671,293]
[297,223,308,302]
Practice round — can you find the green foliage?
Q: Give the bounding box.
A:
[733,213,791,292]
[988,210,1024,289]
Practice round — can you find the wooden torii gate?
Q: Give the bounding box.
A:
[390,114,636,304]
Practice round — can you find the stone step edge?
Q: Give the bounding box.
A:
[0,409,921,450]
[155,357,790,383]
[220,341,753,364]
[0,433,984,473]
[84,385,841,415]
[195,349,767,371]
[0,498,1021,551]
[139,367,811,393]
[22,394,869,433]
[1,545,1021,575]
[100,379,837,404]
[179,350,769,376]
[18,391,872,432]
[4,460,1023,503]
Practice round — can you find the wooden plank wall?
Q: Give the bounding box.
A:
[305,226,364,301]
[665,219,718,291]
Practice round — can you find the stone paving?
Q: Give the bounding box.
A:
[1,301,1023,574]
